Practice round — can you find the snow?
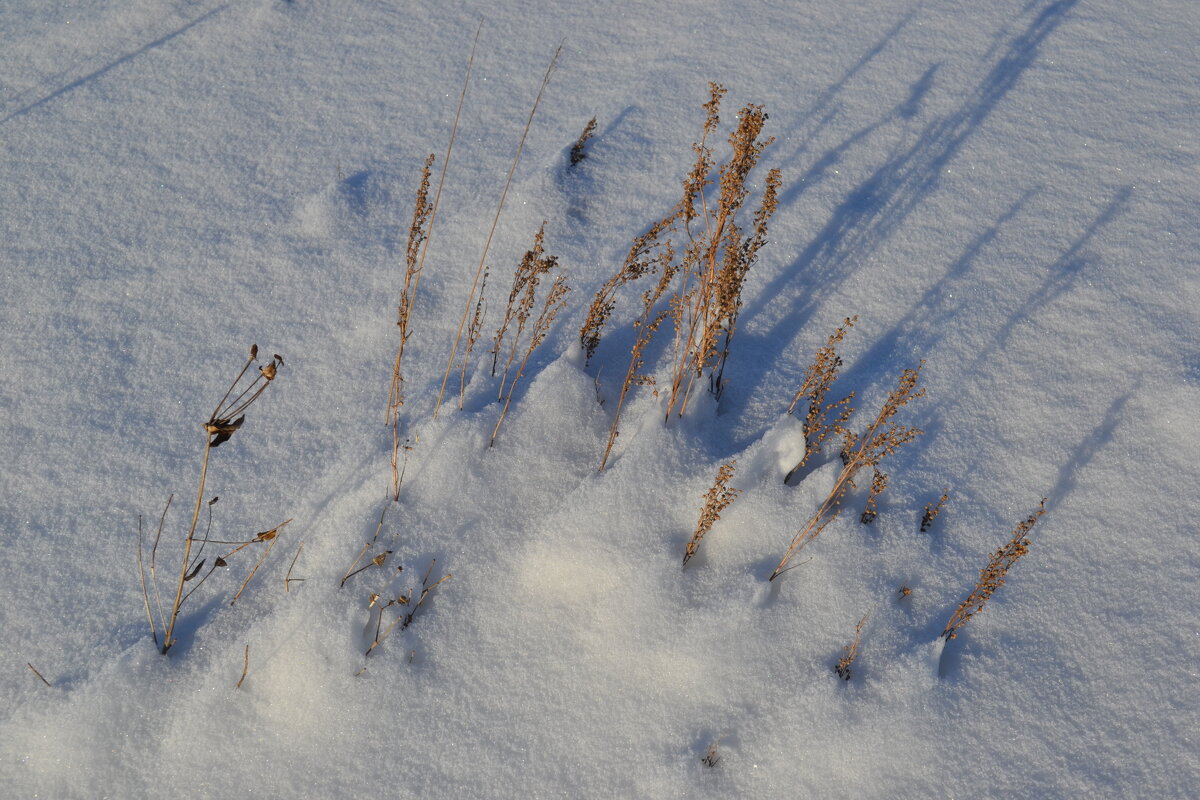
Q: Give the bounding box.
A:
[2,0,1198,796]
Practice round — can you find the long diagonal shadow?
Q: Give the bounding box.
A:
[1,4,229,127]
[964,186,1132,375]
[743,0,1079,374]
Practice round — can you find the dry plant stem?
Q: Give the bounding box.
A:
[230,520,290,606]
[181,519,290,608]
[941,499,1047,640]
[236,644,249,689]
[835,613,869,680]
[136,515,158,648]
[148,496,171,646]
[388,153,434,498]
[340,542,372,588]
[364,562,451,656]
[386,26,480,496]
[284,540,305,591]
[770,363,925,581]
[457,268,488,407]
[599,264,675,471]
[491,273,569,446]
[591,85,780,468]
[785,317,857,483]
[160,349,282,653]
[663,94,780,417]
[684,460,741,565]
[434,43,562,418]
[162,435,214,654]
[27,663,52,688]
[860,469,887,524]
[492,223,556,398]
[921,489,950,532]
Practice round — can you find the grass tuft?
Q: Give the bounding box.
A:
[587,83,781,469]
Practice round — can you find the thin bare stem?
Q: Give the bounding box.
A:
[149,495,171,646]
[284,540,305,591]
[341,543,372,588]
[365,566,452,657]
[229,520,289,606]
[162,436,213,654]
[136,515,158,648]
[434,43,563,418]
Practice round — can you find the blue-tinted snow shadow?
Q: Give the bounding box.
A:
[551,105,640,227]
[0,5,230,127]
[772,3,923,203]
[727,0,1081,431]
[158,594,226,660]
[888,185,1134,484]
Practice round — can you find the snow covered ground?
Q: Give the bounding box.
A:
[2,0,1197,796]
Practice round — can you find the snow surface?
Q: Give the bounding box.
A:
[2,0,1198,797]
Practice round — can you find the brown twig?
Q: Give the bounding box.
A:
[27,662,51,688]
[230,520,290,606]
[236,644,249,689]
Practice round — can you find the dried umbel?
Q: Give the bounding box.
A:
[941,499,1047,640]
[139,345,287,655]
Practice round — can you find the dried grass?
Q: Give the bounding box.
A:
[585,83,781,470]
[785,317,857,483]
[770,362,925,581]
[941,499,1046,640]
[492,264,569,446]
[435,44,562,417]
[683,460,741,565]
[921,489,950,532]
[386,26,480,498]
